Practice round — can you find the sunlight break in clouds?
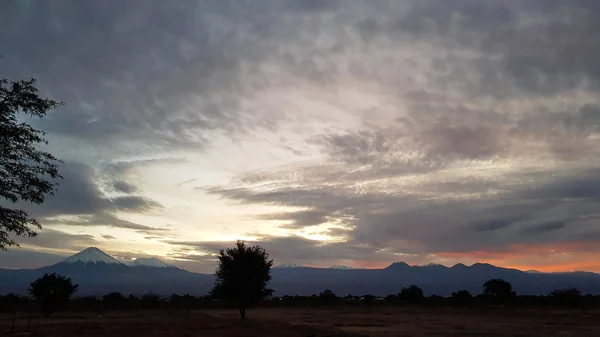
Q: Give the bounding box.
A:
[2,0,600,272]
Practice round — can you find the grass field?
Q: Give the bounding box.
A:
[2,306,600,336]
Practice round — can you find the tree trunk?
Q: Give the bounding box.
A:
[28,302,32,331]
[11,309,16,332]
[238,306,246,320]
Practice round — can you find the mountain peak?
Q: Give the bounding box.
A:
[471,262,495,268]
[62,247,123,266]
[385,261,411,270]
[451,263,468,269]
[130,257,173,268]
[424,263,447,268]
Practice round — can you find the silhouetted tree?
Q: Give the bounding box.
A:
[80,296,99,305]
[29,273,78,317]
[211,241,273,320]
[550,288,582,308]
[103,292,125,301]
[452,290,473,304]
[385,294,397,301]
[102,292,126,309]
[0,71,63,249]
[170,293,195,311]
[361,294,376,305]
[343,294,357,301]
[140,293,161,309]
[483,279,515,303]
[0,294,29,314]
[398,285,424,302]
[80,296,98,303]
[318,289,338,300]
[427,295,445,304]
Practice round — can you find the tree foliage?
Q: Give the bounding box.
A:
[211,241,273,319]
[451,289,473,304]
[0,73,62,249]
[550,288,582,308]
[140,293,161,309]
[29,273,78,317]
[102,292,126,309]
[398,285,425,302]
[483,279,516,303]
[318,289,338,300]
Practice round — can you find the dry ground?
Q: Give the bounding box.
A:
[1,306,600,336]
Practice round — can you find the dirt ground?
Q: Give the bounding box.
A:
[1,306,600,336]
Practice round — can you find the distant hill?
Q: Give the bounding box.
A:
[2,247,600,296]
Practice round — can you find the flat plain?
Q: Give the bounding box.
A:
[1,306,600,336]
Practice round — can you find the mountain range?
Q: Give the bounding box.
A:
[2,247,600,297]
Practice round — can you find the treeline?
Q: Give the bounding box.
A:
[1,279,598,315]
[279,280,591,309]
[0,292,212,314]
[0,292,222,314]
[280,284,591,309]
[2,288,597,315]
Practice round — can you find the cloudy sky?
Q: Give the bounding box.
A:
[2,0,600,273]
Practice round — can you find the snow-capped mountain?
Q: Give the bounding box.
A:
[328,265,353,269]
[423,263,445,268]
[130,257,173,268]
[62,247,124,265]
[274,263,304,268]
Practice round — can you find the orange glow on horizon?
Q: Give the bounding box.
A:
[336,241,600,273]
[432,241,600,273]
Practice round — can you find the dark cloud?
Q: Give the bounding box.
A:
[422,124,502,159]
[257,210,330,229]
[207,167,600,258]
[287,0,340,12]
[165,235,380,266]
[0,0,310,152]
[101,234,116,240]
[28,162,110,217]
[174,178,197,188]
[44,212,169,236]
[471,216,529,233]
[319,130,390,165]
[16,229,97,252]
[4,0,599,161]
[383,1,600,96]
[105,158,187,177]
[112,196,162,213]
[523,221,567,235]
[6,161,162,218]
[0,248,66,269]
[404,89,447,104]
[112,181,137,194]
[524,170,600,200]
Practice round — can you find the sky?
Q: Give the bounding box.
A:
[2,0,600,273]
